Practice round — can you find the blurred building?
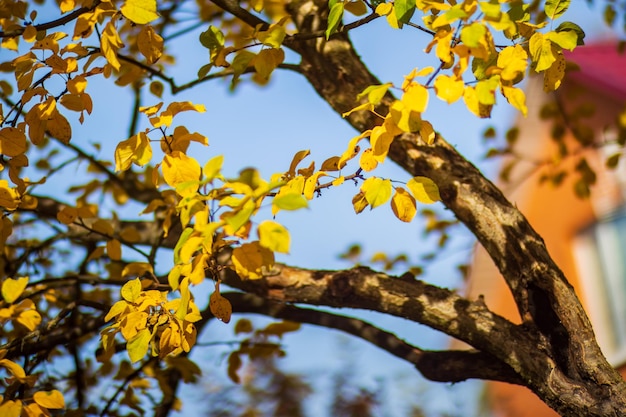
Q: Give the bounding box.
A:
[466,42,626,416]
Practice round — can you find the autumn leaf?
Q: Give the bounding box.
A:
[162,151,201,196]
[127,328,152,362]
[121,0,160,24]
[361,177,392,209]
[407,176,441,204]
[434,75,464,104]
[209,281,232,323]
[33,390,65,409]
[1,277,29,304]
[231,241,275,279]
[121,278,142,303]
[258,220,290,253]
[0,127,27,157]
[137,25,163,64]
[391,187,417,222]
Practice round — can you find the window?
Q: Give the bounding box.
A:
[574,208,626,366]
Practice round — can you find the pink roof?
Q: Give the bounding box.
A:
[563,42,626,100]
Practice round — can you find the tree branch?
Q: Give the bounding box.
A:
[223,292,524,385]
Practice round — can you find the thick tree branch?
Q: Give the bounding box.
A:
[223,292,524,385]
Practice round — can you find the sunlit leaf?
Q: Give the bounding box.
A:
[407,176,441,204]
[361,177,392,209]
[1,277,28,304]
[127,328,152,362]
[121,278,142,303]
[138,25,163,64]
[33,390,65,409]
[121,0,160,24]
[391,187,417,222]
[231,241,275,279]
[258,220,290,253]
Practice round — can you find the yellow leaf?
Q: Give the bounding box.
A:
[361,177,392,209]
[105,300,128,322]
[23,403,47,417]
[0,358,26,379]
[32,32,67,54]
[176,277,191,321]
[127,328,152,362]
[203,154,224,181]
[391,187,417,222]
[162,151,201,196]
[303,171,326,200]
[419,120,436,145]
[119,227,141,243]
[407,176,440,204]
[332,176,345,186]
[121,310,148,340]
[231,241,275,279]
[351,191,368,214]
[57,206,78,224]
[121,278,142,303]
[344,0,367,16]
[497,44,528,81]
[149,101,206,128]
[115,132,152,172]
[501,86,528,117]
[0,127,26,157]
[209,282,232,323]
[370,125,395,162]
[258,220,290,253]
[543,52,566,92]
[272,193,308,213]
[434,75,464,104]
[462,86,492,118]
[529,32,555,72]
[22,25,37,43]
[47,110,72,143]
[16,309,41,331]
[33,390,65,409]
[0,181,20,211]
[286,149,310,178]
[359,148,378,171]
[0,400,21,417]
[389,100,421,132]
[253,48,285,80]
[59,0,76,13]
[138,25,163,64]
[402,83,429,113]
[107,239,122,261]
[101,20,124,71]
[121,0,160,24]
[2,277,28,304]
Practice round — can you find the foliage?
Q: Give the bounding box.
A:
[0,0,625,416]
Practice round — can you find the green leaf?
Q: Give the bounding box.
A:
[545,0,570,20]
[200,25,224,50]
[394,0,415,24]
[326,2,344,39]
